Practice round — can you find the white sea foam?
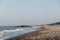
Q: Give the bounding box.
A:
[0,28,24,35]
[0,27,38,40]
[32,26,41,29]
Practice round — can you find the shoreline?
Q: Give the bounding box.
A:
[6,25,60,40]
[0,27,39,40]
[6,27,45,40]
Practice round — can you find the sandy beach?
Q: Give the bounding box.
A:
[6,25,60,40]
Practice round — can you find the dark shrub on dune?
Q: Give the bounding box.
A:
[48,22,60,25]
[16,25,32,27]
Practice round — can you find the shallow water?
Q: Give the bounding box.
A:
[0,26,37,40]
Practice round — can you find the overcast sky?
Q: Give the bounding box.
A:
[0,0,60,26]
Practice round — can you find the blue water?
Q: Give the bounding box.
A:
[0,26,16,30]
[0,26,37,40]
[3,28,36,40]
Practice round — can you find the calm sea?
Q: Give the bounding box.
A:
[0,26,16,30]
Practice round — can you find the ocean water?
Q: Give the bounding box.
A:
[0,26,37,40]
[0,26,16,30]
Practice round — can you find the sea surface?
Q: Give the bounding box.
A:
[0,26,16,30]
[0,26,40,40]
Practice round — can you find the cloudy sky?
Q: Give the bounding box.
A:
[0,0,60,26]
